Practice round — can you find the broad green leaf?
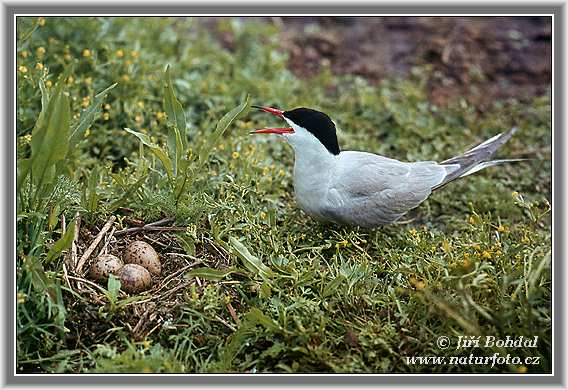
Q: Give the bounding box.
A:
[84,166,100,214]
[168,127,183,176]
[16,158,31,193]
[214,94,251,139]
[229,236,272,281]
[245,308,281,332]
[30,77,70,187]
[124,128,173,179]
[198,94,251,165]
[107,274,121,303]
[39,79,49,111]
[45,220,76,264]
[124,127,156,148]
[69,83,117,148]
[185,267,234,281]
[163,65,187,132]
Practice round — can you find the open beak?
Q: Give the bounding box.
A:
[251,105,294,135]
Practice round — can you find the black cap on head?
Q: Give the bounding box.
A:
[283,108,340,155]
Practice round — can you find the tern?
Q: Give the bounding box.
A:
[251,105,520,228]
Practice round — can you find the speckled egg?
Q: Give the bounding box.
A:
[90,254,124,282]
[123,240,161,276]
[116,264,152,293]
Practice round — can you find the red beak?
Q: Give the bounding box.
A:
[251,105,294,135]
[252,105,284,118]
[251,127,294,135]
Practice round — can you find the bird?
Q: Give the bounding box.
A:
[250,105,521,228]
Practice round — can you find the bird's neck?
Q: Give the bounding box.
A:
[289,139,337,216]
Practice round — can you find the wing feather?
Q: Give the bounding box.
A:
[326,152,447,225]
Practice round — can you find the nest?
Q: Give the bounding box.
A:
[60,213,239,345]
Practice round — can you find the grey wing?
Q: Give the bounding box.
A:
[326,153,449,225]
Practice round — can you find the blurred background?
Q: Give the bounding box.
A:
[205,17,551,108]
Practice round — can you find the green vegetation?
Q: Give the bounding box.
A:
[16,17,551,373]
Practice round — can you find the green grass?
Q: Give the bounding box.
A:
[16,17,551,374]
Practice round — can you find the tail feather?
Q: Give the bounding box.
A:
[434,127,519,190]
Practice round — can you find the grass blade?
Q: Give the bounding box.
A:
[69,83,117,148]
[185,267,234,281]
[163,65,187,133]
[229,237,272,281]
[45,220,76,264]
[30,77,70,187]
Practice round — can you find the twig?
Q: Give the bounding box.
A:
[155,260,202,290]
[165,252,200,260]
[226,302,240,326]
[213,314,237,332]
[66,274,108,294]
[132,305,156,340]
[69,212,81,270]
[62,263,72,293]
[114,218,179,236]
[98,226,116,256]
[76,215,116,275]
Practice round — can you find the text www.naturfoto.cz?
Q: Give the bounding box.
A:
[405,353,541,368]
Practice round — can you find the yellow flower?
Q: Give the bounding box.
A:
[521,236,530,245]
[102,112,110,120]
[409,228,418,236]
[120,74,130,82]
[38,17,46,26]
[462,257,471,268]
[35,62,44,70]
[84,77,92,85]
[260,211,267,219]
[84,128,91,137]
[278,169,285,177]
[511,191,519,198]
[135,115,143,124]
[155,111,166,120]
[104,104,111,110]
[115,49,124,58]
[481,250,492,260]
[45,80,52,88]
[415,280,426,290]
[36,46,46,56]
[17,292,26,304]
[66,76,74,84]
[232,151,240,159]
[142,366,153,373]
[142,339,151,349]
[125,59,133,66]
[497,225,508,233]
[137,101,145,108]
[63,53,72,61]
[517,366,528,374]
[22,134,32,144]
[18,65,28,74]
[441,240,451,253]
[81,98,90,108]
[335,239,349,249]
[130,50,140,58]
[262,166,270,176]
[82,49,91,58]
[19,50,28,58]
[472,243,481,251]
[468,215,476,225]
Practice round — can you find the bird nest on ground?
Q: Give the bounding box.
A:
[61,214,238,346]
